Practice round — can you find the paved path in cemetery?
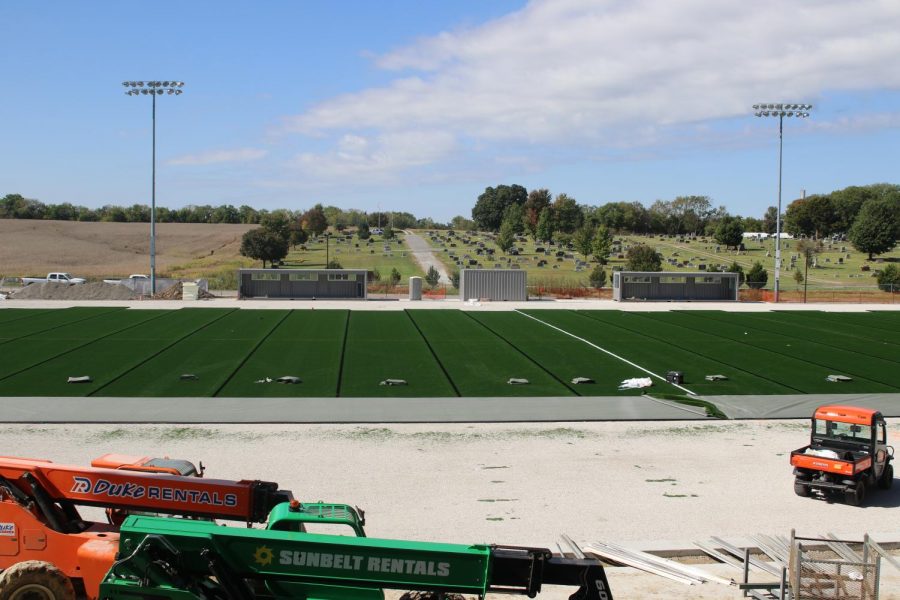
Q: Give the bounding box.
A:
[404,230,451,283]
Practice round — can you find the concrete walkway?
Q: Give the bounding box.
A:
[403,230,451,284]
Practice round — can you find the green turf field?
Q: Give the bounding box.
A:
[0,307,897,397]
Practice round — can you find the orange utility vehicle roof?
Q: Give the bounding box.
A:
[814,405,879,425]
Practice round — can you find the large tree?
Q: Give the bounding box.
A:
[552,193,583,233]
[763,206,779,234]
[471,184,527,231]
[240,228,289,268]
[523,188,552,238]
[591,225,613,264]
[496,216,516,254]
[535,206,555,243]
[572,225,594,260]
[714,216,744,249]
[849,198,900,260]
[625,244,662,271]
[302,204,329,236]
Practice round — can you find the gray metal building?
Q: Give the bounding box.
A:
[459,269,527,301]
[238,269,368,300]
[612,271,739,301]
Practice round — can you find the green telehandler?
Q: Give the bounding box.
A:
[100,501,612,600]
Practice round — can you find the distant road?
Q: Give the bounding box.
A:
[403,231,451,283]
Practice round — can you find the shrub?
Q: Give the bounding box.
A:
[877,264,900,292]
[588,265,607,289]
[425,265,441,288]
[389,267,401,286]
[326,260,343,269]
[727,261,745,286]
[450,270,460,289]
[625,244,662,271]
[746,261,768,289]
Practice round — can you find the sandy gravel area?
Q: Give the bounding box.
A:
[4,420,899,598]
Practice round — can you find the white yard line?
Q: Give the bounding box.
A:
[514,310,698,395]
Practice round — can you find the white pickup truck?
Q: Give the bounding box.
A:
[21,272,87,285]
[103,274,149,285]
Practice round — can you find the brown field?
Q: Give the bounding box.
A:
[0,219,256,279]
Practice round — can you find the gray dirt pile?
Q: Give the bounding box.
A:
[151,281,216,300]
[11,282,137,301]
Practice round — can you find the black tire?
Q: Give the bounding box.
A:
[844,480,866,507]
[0,561,75,600]
[794,479,810,497]
[399,593,466,600]
[878,464,894,490]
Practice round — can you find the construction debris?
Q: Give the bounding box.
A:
[379,379,407,386]
[826,374,853,382]
[255,377,274,384]
[582,539,733,587]
[507,378,529,385]
[618,377,652,390]
[705,374,728,381]
[276,376,301,384]
[66,376,92,384]
[570,377,595,384]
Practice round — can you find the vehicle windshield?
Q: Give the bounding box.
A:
[814,419,872,444]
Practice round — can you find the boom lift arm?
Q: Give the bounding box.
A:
[101,513,613,600]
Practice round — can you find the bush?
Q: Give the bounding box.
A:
[326,260,343,269]
[450,270,460,289]
[877,264,900,292]
[746,261,768,289]
[727,261,745,286]
[625,244,662,271]
[389,267,401,286]
[588,265,607,289]
[425,265,440,288]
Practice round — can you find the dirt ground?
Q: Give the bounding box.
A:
[0,219,254,278]
[4,420,898,599]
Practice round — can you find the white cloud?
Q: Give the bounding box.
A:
[275,0,900,187]
[168,148,268,166]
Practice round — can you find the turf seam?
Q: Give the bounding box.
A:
[0,309,175,390]
[89,309,237,396]
[404,310,462,397]
[575,311,806,393]
[516,310,698,395]
[640,311,899,390]
[464,311,580,396]
[212,310,293,397]
[0,307,124,347]
[335,310,352,397]
[689,311,900,364]
[0,310,49,326]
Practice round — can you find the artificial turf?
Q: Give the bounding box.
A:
[95,310,289,397]
[339,312,457,397]
[217,309,348,397]
[0,307,897,398]
[0,309,232,396]
[407,310,574,397]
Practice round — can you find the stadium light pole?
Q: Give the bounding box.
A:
[753,103,811,303]
[123,80,185,295]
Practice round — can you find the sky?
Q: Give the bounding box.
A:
[2,0,899,222]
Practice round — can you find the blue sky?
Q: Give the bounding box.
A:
[2,0,899,222]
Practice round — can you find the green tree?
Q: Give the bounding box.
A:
[302,204,328,236]
[625,244,662,271]
[849,198,900,260]
[240,228,289,268]
[261,211,291,243]
[502,203,525,235]
[288,222,308,248]
[425,265,441,288]
[496,217,516,254]
[382,226,395,240]
[591,225,613,264]
[535,206,555,243]
[588,265,607,289]
[552,193,582,233]
[876,264,900,292]
[357,221,371,240]
[389,267,401,287]
[573,225,594,260]
[450,270,460,289]
[763,206,779,234]
[523,188,551,239]
[714,216,744,249]
[326,259,343,269]
[471,184,527,231]
[793,269,804,288]
[746,261,768,289]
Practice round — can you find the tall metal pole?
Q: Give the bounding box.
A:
[151,92,157,295]
[752,103,811,303]
[123,80,184,296]
[775,114,782,303]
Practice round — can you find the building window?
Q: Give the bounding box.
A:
[624,276,651,283]
[251,272,280,281]
[695,276,718,284]
[289,272,315,281]
[328,273,350,281]
[660,276,686,284]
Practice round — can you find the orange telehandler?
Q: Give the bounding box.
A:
[0,454,293,598]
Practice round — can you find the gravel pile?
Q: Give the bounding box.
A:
[151,281,216,300]
[11,281,137,300]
